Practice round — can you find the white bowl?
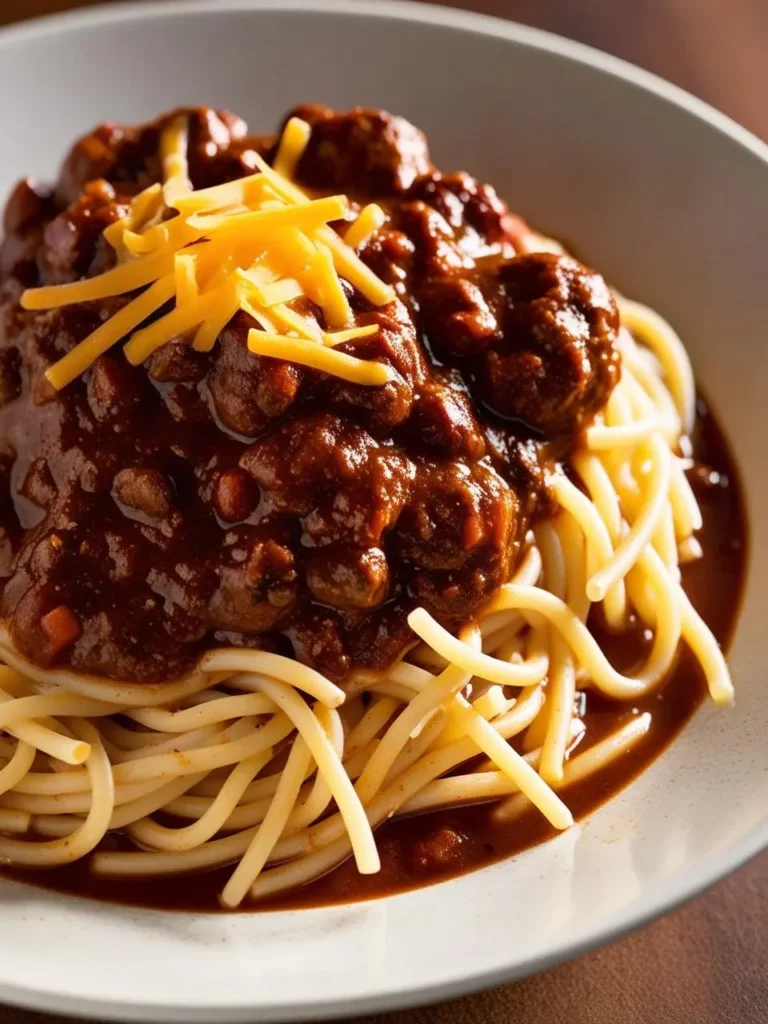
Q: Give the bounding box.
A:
[0,2,766,1021]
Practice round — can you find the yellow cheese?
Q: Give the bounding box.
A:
[103,218,128,254]
[185,194,347,234]
[174,253,199,305]
[247,329,392,385]
[249,278,304,307]
[171,172,265,214]
[161,115,192,206]
[25,127,395,388]
[322,324,380,347]
[344,204,387,250]
[269,302,322,340]
[273,117,312,179]
[123,280,231,365]
[122,215,202,256]
[130,183,164,227]
[316,227,396,306]
[312,242,352,329]
[239,295,278,335]
[21,248,175,310]
[193,281,242,352]
[237,274,320,340]
[45,275,176,389]
[251,153,309,204]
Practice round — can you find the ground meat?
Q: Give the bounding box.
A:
[208,313,303,438]
[112,468,173,520]
[410,827,465,872]
[0,105,619,682]
[39,180,126,285]
[421,253,621,437]
[407,171,514,254]
[304,546,390,610]
[209,531,298,634]
[405,376,486,460]
[291,105,432,195]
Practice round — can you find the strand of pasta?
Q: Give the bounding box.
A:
[124,693,277,732]
[199,649,344,708]
[233,676,380,875]
[221,737,313,907]
[536,519,577,785]
[91,681,546,881]
[126,751,274,853]
[281,705,342,834]
[494,713,652,822]
[0,721,114,865]
[31,773,209,837]
[111,714,295,785]
[354,638,476,804]
[483,550,682,700]
[0,741,35,798]
[618,298,696,434]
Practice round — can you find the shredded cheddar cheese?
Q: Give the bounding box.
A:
[160,115,192,206]
[247,330,392,386]
[174,253,199,306]
[345,203,387,250]
[20,117,395,390]
[273,117,312,179]
[322,324,380,347]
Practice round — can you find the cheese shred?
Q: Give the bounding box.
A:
[20,117,394,390]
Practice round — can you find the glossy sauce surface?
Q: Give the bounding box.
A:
[0,106,621,684]
[1,394,745,911]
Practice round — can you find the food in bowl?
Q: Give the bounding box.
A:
[0,104,744,910]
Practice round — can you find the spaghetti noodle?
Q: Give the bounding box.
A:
[0,105,738,909]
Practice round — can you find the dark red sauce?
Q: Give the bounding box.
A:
[0,393,745,912]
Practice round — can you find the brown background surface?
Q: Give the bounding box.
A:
[0,0,766,1021]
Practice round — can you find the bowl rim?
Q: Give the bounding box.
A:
[0,1,767,1021]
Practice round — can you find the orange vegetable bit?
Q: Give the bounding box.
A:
[40,605,83,657]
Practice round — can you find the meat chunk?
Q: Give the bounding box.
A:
[113,468,173,520]
[57,107,261,208]
[411,827,465,872]
[406,377,487,460]
[88,354,142,423]
[486,253,621,434]
[305,546,390,610]
[395,459,516,572]
[407,171,515,259]
[241,411,414,546]
[209,533,298,633]
[291,106,432,195]
[39,180,126,284]
[3,178,55,235]
[212,468,259,523]
[148,341,210,383]
[319,301,427,432]
[57,122,143,206]
[287,607,350,679]
[208,313,302,437]
[19,458,57,510]
[396,200,472,278]
[418,275,499,357]
[423,253,621,437]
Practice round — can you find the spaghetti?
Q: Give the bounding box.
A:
[0,106,738,909]
[0,297,733,904]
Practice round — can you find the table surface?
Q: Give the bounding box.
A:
[0,1,767,1022]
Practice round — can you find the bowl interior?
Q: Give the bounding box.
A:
[0,3,766,1021]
